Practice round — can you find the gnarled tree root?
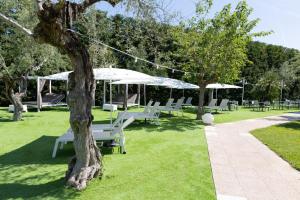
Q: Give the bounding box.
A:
[65,155,102,190]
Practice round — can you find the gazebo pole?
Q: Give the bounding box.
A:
[66,79,69,96]
[103,81,106,105]
[125,84,128,110]
[37,77,40,112]
[242,78,245,105]
[170,88,173,99]
[209,89,213,102]
[215,89,218,99]
[49,80,52,94]
[280,80,284,102]
[183,89,185,97]
[144,84,147,106]
[110,79,112,125]
[92,80,96,107]
[137,84,141,108]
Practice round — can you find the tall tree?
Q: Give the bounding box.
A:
[251,70,281,101]
[280,53,300,99]
[173,0,268,119]
[1,0,158,190]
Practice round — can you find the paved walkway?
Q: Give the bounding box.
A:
[205,113,300,200]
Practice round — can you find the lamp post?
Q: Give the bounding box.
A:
[242,78,246,105]
[280,80,284,102]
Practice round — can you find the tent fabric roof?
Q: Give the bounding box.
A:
[112,76,199,89]
[148,77,199,89]
[206,83,242,89]
[42,68,153,81]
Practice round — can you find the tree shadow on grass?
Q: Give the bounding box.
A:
[0,135,116,165]
[0,136,81,200]
[275,121,300,131]
[265,114,300,122]
[0,178,79,200]
[0,136,70,165]
[94,114,202,133]
[0,135,113,200]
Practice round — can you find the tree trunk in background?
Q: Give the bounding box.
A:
[33,3,102,190]
[4,78,26,121]
[197,86,206,120]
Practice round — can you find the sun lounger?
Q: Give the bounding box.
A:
[158,98,184,116]
[204,99,218,111]
[182,97,193,107]
[157,98,174,110]
[206,99,229,113]
[120,102,161,125]
[52,115,134,158]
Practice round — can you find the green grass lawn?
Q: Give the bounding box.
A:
[251,121,300,170]
[184,107,299,124]
[212,107,300,124]
[0,107,215,200]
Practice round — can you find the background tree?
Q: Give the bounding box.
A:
[0,0,70,121]
[173,0,268,119]
[251,70,280,101]
[279,53,300,99]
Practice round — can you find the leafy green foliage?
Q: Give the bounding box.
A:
[251,70,280,101]
[0,0,71,104]
[173,0,267,86]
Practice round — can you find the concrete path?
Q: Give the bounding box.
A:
[205,113,300,200]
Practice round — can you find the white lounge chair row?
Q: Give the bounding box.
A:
[120,101,161,125]
[205,99,229,113]
[158,98,184,116]
[52,113,134,158]
[52,97,193,158]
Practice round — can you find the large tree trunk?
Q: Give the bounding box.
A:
[197,85,206,120]
[33,2,102,190]
[65,47,101,190]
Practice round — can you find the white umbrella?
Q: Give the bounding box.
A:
[206,83,242,99]
[43,67,153,81]
[206,83,242,89]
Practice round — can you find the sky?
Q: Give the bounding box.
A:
[95,0,300,50]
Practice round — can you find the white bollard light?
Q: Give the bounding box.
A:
[202,113,214,125]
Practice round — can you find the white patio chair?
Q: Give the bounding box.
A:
[182,97,193,107]
[157,98,174,110]
[52,115,134,158]
[204,99,218,111]
[158,98,184,116]
[121,102,161,125]
[217,99,229,111]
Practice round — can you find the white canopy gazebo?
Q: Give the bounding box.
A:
[32,68,153,111]
[112,76,199,101]
[206,83,242,99]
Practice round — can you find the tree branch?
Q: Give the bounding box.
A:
[36,0,45,11]
[79,0,122,12]
[0,12,33,36]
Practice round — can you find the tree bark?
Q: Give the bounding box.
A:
[32,2,102,190]
[197,85,206,120]
[4,78,26,121]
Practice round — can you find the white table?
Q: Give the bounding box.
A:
[103,104,118,112]
[8,105,28,112]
